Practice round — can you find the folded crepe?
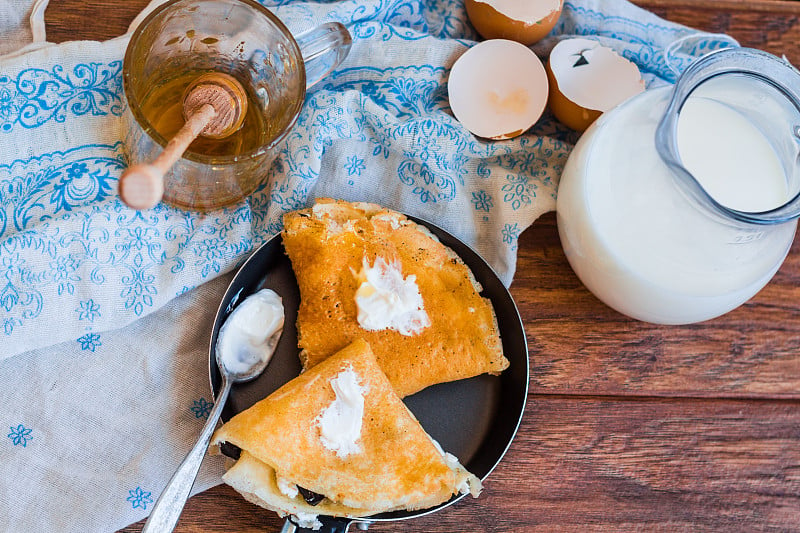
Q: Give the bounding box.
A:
[282,198,509,397]
[211,338,481,524]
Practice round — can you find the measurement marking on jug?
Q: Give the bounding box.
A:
[730,231,765,244]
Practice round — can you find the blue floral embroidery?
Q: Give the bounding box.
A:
[344,155,366,176]
[127,487,154,510]
[312,66,479,204]
[0,143,126,237]
[1,252,43,334]
[77,332,101,351]
[0,61,124,133]
[0,142,260,337]
[502,174,536,211]
[7,424,32,447]
[502,223,522,251]
[50,159,117,213]
[471,190,493,213]
[422,0,475,39]
[2,315,21,336]
[193,238,231,278]
[76,299,100,322]
[0,80,25,131]
[190,398,214,420]
[51,254,80,296]
[117,250,158,316]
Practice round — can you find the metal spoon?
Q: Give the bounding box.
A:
[142,289,284,533]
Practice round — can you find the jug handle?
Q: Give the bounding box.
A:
[295,22,352,90]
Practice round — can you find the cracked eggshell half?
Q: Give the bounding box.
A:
[465,0,563,45]
[546,38,646,131]
[448,39,548,140]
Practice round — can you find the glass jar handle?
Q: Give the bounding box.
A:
[295,22,352,90]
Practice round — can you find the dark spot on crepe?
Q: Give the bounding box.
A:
[220,442,241,460]
[298,486,326,505]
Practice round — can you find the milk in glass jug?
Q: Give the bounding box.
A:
[556,47,800,324]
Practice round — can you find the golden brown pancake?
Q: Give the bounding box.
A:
[211,339,481,520]
[282,198,509,398]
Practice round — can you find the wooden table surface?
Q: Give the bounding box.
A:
[44,0,800,531]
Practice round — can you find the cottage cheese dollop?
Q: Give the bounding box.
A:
[216,288,284,375]
[354,256,430,336]
[292,512,322,530]
[276,475,299,499]
[317,368,367,457]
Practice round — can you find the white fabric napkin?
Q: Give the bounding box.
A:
[0,0,733,530]
[0,0,47,55]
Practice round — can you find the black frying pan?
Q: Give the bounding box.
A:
[209,216,529,532]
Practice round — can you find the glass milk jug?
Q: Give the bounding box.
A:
[556,47,800,324]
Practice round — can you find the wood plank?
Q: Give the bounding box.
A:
[44,0,151,42]
[638,0,800,15]
[459,396,800,531]
[120,396,800,532]
[515,214,800,399]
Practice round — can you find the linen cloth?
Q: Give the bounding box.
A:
[0,0,734,531]
[0,0,47,56]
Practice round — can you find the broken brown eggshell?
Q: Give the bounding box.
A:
[465,0,564,46]
[448,39,549,140]
[546,38,646,131]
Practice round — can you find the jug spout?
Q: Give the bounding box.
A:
[655,47,800,226]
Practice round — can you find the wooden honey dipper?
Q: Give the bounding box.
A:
[119,72,248,210]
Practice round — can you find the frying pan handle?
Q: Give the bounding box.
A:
[280,516,356,533]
